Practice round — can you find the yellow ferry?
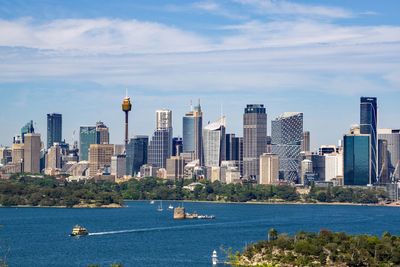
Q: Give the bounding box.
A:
[70,225,89,237]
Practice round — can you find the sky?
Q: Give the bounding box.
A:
[0,0,399,150]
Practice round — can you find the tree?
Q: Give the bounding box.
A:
[268,228,278,242]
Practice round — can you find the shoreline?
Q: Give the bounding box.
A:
[126,199,400,208]
[0,203,123,209]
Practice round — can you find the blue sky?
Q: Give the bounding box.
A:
[0,0,399,149]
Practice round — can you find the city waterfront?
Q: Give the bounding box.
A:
[1,201,400,266]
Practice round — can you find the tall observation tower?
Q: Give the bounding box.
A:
[122,91,132,145]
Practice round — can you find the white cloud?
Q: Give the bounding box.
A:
[233,0,353,19]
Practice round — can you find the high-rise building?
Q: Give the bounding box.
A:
[225,134,238,161]
[46,143,62,170]
[96,121,110,144]
[319,145,337,155]
[378,129,400,182]
[259,153,279,184]
[302,131,310,152]
[343,133,371,185]
[271,112,303,182]
[47,113,62,149]
[172,137,183,157]
[0,147,12,165]
[24,133,41,173]
[21,120,34,143]
[88,144,114,176]
[148,109,173,168]
[11,143,24,165]
[378,139,389,183]
[126,135,149,176]
[300,159,313,184]
[360,97,377,183]
[203,117,226,168]
[79,126,97,161]
[111,154,126,179]
[182,101,203,164]
[166,156,185,180]
[243,104,267,181]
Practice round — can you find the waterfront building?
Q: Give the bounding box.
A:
[111,154,126,179]
[96,121,110,144]
[148,109,173,168]
[182,101,203,164]
[343,133,371,185]
[271,112,303,182]
[243,104,267,181]
[47,113,62,149]
[126,135,148,175]
[378,129,400,182]
[203,117,226,168]
[21,120,34,143]
[302,131,310,152]
[360,97,378,183]
[79,126,97,161]
[88,144,114,177]
[24,133,41,173]
[166,156,185,180]
[259,153,279,185]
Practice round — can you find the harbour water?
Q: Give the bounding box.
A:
[1,201,400,266]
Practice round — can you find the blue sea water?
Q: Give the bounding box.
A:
[1,201,400,267]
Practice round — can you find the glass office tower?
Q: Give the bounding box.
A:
[360,97,377,183]
[47,113,62,149]
[344,134,371,185]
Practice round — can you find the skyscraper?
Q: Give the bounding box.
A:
[89,144,114,176]
[148,109,173,168]
[343,133,371,185]
[47,113,62,149]
[271,112,303,182]
[79,126,97,161]
[21,120,34,143]
[172,137,183,157]
[24,133,41,173]
[126,135,149,176]
[302,131,310,152]
[182,101,203,164]
[243,104,267,181]
[378,129,400,182]
[203,117,226,167]
[96,121,110,144]
[360,97,377,183]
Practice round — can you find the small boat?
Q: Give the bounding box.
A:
[212,250,218,265]
[70,225,88,237]
[157,201,163,212]
[150,200,155,204]
[168,204,174,210]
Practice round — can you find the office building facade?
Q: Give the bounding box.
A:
[343,134,371,185]
[47,113,62,149]
[203,117,226,167]
[243,104,267,181]
[271,112,303,182]
[182,102,203,164]
[360,97,377,183]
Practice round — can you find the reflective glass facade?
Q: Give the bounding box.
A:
[126,135,149,175]
[344,134,370,185]
[360,97,377,183]
[79,126,97,161]
[47,113,62,148]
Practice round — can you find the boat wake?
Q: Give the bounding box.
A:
[88,218,275,236]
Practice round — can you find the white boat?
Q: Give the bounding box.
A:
[150,200,155,204]
[157,201,163,212]
[212,250,218,265]
[168,204,174,210]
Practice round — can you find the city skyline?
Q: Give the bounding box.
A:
[0,0,400,149]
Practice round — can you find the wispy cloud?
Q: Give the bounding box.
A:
[233,0,354,19]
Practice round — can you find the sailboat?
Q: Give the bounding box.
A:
[157,201,163,212]
[168,204,174,210]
